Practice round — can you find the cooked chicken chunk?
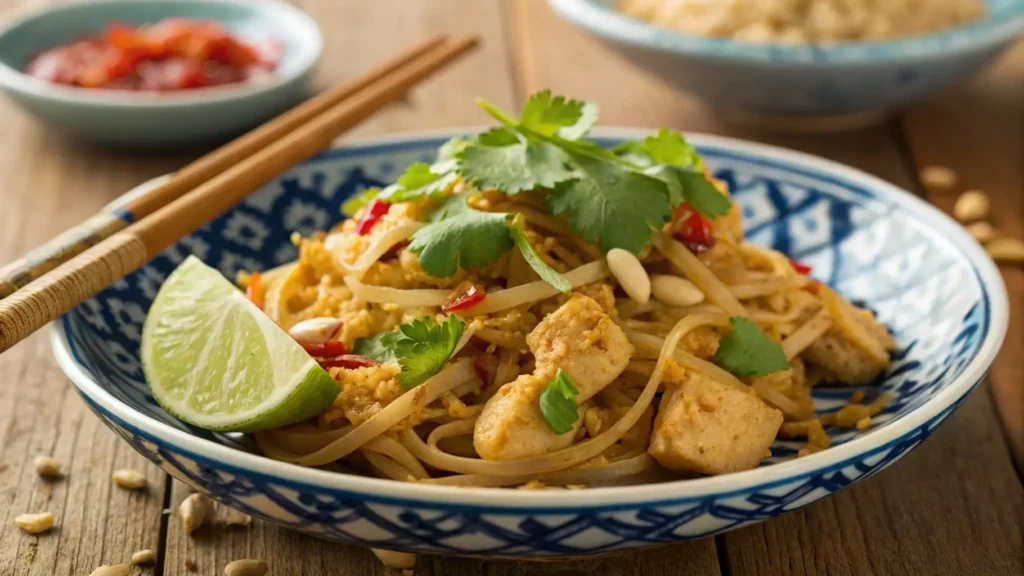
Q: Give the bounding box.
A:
[649,367,782,475]
[474,294,632,460]
[473,369,583,461]
[803,307,894,386]
[526,293,633,402]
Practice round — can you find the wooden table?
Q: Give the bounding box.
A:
[0,1,1022,575]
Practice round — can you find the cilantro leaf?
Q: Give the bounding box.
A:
[352,316,467,388]
[410,193,513,277]
[394,315,466,388]
[383,162,458,203]
[715,317,790,377]
[520,90,597,140]
[539,369,580,434]
[342,187,381,217]
[611,141,655,168]
[646,165,732,218]
[352,330,401,364]
[642,128,703,169]
[615,129,729,219]
[438,136,472,161]
[548,152,672,254]
[457,128,574,194]
[508,213,571,293]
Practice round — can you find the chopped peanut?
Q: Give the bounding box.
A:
[224,559,269,576]
[111,469,147,490]
[131,550,155,565]
[953,190,990,222]
[33,456,62,478]
[15,512,54,534]
[180,493,215,534]
[89,564,129,576]
[919,165,957,190]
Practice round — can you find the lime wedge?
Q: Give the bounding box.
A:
[142,255,339,432]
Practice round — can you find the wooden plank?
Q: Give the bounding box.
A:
[508,2,1024,575]
[0,2,188,572]
[900,41,1024,473]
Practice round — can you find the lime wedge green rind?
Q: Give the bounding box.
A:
[141,255,339,433]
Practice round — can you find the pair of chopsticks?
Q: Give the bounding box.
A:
[0,34,479,353]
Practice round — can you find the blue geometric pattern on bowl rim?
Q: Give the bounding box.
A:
[548,0,1024,64]
[49,130,1009,556]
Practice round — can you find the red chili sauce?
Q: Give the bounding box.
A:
[24,19,280,91]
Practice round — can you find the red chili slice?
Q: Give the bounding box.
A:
[319,355,379,369]
[246,272,264,310]
[472,356,490,383]
[675,209,715,254]
[355,200,392,235]
[302,340,348,358]
[442,283,486,313]
[789,258,812,275]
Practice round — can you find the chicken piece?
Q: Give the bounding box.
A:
[803,307,893,386]
[473,369,583,461]
[648,368,782,475]
[474,294,632,460]
[526,294,633,401]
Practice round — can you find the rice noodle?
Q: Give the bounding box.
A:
[624,325,747,391]
[427,418,477,448]
[351,222,425,274]
[467,260,610,316]
[782,308,833,360]
[343,275,449,308]
[820,286,890,367]
[420,454,656,488]
[750,379,807,419]
[478,348,519,401]
[729,276,808,299]
[651,230,747,317]
[400,314,717,477]
[364,435,430,479]
[293,360,476,466]
[364,451,417,481]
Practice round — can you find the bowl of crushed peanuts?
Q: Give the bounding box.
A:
[549,0,1024,129]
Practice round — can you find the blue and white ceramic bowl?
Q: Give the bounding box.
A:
[549,0,1024,123]
[0,0,321,147]
[51,130,1007,557]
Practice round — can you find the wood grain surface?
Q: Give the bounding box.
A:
[0,1,1021,575]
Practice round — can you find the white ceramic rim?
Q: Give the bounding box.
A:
[50,128,1010,509]
[548,0,1024,65]
[0,0,322,108]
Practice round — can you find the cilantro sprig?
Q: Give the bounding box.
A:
[454,92,728,254]
[539,369,580,434]
[408,193,513,278]
[507,214,571,294]
[353,315,466,389]
[715,317,789,377]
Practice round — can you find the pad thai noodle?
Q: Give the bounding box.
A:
[241,91,895,488]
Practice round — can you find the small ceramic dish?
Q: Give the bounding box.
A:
[548,0,1024,129]
[0,0,321,147]
[51,130,1007,557]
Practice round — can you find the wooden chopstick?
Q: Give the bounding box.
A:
[0,34,448,301]
[0,35,479,353]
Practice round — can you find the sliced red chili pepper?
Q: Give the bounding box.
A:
[472,356,490,383]
[788,258,812,275]
[246,272,264,310]
[319,355,380,369]
[302,340,349,358]
[383,240,410,259]
[675,209,715,254]
[442,282,486,313]
[355,200,392,236]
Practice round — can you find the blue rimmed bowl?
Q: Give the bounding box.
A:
[0,0,321,147]
[549,0,1024,125]
[50,130,1007,557]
